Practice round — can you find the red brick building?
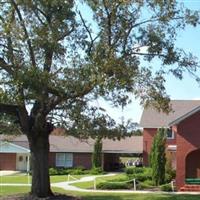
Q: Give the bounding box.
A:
[140,100,200,190]
[0,135,143,172]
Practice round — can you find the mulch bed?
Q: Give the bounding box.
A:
[0,194,82,200]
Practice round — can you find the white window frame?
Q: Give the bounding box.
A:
[56,153,73,168]
[166,128,175,140]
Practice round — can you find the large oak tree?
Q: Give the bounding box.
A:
[0,0,199,198]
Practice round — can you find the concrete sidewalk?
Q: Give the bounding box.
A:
[52,173,116,191]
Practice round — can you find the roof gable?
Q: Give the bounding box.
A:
[140,100,200,128]
[0,141,30,153]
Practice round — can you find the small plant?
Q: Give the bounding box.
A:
[125,167,144,175]
[88,167,104,175]
[160,183,173,192]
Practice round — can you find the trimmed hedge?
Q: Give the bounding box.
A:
[49,167,104,176]
[125,167,152,182]
[125,167,145,175]
[160,183,172,192]
[97,181,132,190]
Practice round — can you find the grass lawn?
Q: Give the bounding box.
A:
[0,186,30,196]
[0,175,31,184]
[70,174,128,189]
[1,186,200,200]
[0,174,88,184]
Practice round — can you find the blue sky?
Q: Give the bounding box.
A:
[80,1,200,123]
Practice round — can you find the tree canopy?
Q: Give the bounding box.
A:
[0,0,199,198]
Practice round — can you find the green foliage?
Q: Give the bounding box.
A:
[125,167,152,182]
[49,166,104,176]
[165,155,176,183]
[125,167,145,175]
[97,182,132,190]
[88,167,104,175]
[92,137,103,169]
[138,180,155,190]
[165,169,176,183]
[0,0,199,196]
[160,183,173,192]
[49,168,69,176]
[150,128,167,186]
[49,167,86,176]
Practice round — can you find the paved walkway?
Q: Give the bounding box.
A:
[52,173,116,191]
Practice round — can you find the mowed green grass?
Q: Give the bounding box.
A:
[1,186,200,200]
[0,174,87,184]
[0,186,30,196]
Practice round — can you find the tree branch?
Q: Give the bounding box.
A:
[78,11,100,55]
[11,0,36,68]
[103,0,112,47]
[0,57,14,74]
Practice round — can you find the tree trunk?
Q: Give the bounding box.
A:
[28,133,53,198]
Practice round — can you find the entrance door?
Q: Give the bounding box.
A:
[16,154,28,171]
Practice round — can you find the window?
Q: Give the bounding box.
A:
[19,156,23,162]
[167,128,175,139]
[56,153,73,167]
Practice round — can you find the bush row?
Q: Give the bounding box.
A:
[49,167,104,176]
[97,181,132,190]
[125,167,176,185]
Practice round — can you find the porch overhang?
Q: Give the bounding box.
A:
[0,141,30,153]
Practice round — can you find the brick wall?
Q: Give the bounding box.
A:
[0,153,16,170]
[176,111,200,189]
[73,153,92,169]
[143,128,157,166]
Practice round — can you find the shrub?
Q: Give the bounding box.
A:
[160,183,172,192]
[131,173,152,182]
[165,169,176,183]
[97,181,132,190]
[126,167,152,182]
[138,181,155,190]
[49,166,86,176]
[49,167,70,175]
[49,168,58,176]
[88,167,104,175]
[125,167,144,175]
[67,168,85,175]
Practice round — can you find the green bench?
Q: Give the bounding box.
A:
[185,178,200,185]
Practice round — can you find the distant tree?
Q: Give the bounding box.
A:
[92,136,103,168]
[0,0,199,198]
[133,129,142,136]
[150,128,167,185]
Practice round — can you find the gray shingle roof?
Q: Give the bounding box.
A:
[140,100,200,128]
[0,135,143,154]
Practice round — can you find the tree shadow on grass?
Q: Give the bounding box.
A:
[81,193,200,200]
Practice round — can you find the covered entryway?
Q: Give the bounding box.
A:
[186,149,200,179]
[16,153,29,171]
[0,141,30,171]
